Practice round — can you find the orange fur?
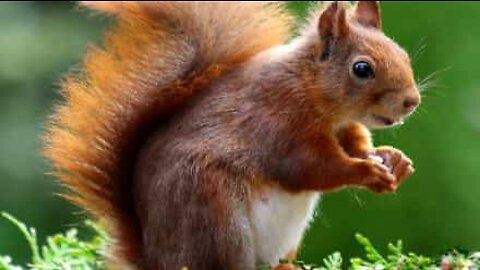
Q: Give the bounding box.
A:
[44,1,293,266]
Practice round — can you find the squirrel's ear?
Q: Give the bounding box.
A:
[318,2,349,60]
[318,1,349,40]
[354,1,382,29]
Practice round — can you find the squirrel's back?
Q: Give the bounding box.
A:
[44,1,293,265]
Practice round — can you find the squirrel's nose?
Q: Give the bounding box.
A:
[403,97,419,112]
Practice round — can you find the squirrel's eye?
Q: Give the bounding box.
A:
[352,61,373,79]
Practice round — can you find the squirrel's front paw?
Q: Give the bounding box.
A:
[372,146,414,183]
[366,146,414,192]
[355,159,396,193]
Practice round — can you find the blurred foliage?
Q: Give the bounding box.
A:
[0,1,479,268]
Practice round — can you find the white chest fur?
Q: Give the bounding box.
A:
[251,187,320,265]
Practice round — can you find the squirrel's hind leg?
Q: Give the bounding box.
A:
[134,155,255,270]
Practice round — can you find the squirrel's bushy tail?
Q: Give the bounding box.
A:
[44,1,293,266]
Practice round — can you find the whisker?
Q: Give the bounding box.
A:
[419,79,448,99]
[411,36,428,64]
[418,67,451,85]
[416,66,451,93]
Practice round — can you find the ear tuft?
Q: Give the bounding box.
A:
[354,1,382,29]
[318,1,349,40]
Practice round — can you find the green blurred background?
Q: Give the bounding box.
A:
[1,1,479,267]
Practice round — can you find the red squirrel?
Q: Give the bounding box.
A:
[44,1,420,269]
